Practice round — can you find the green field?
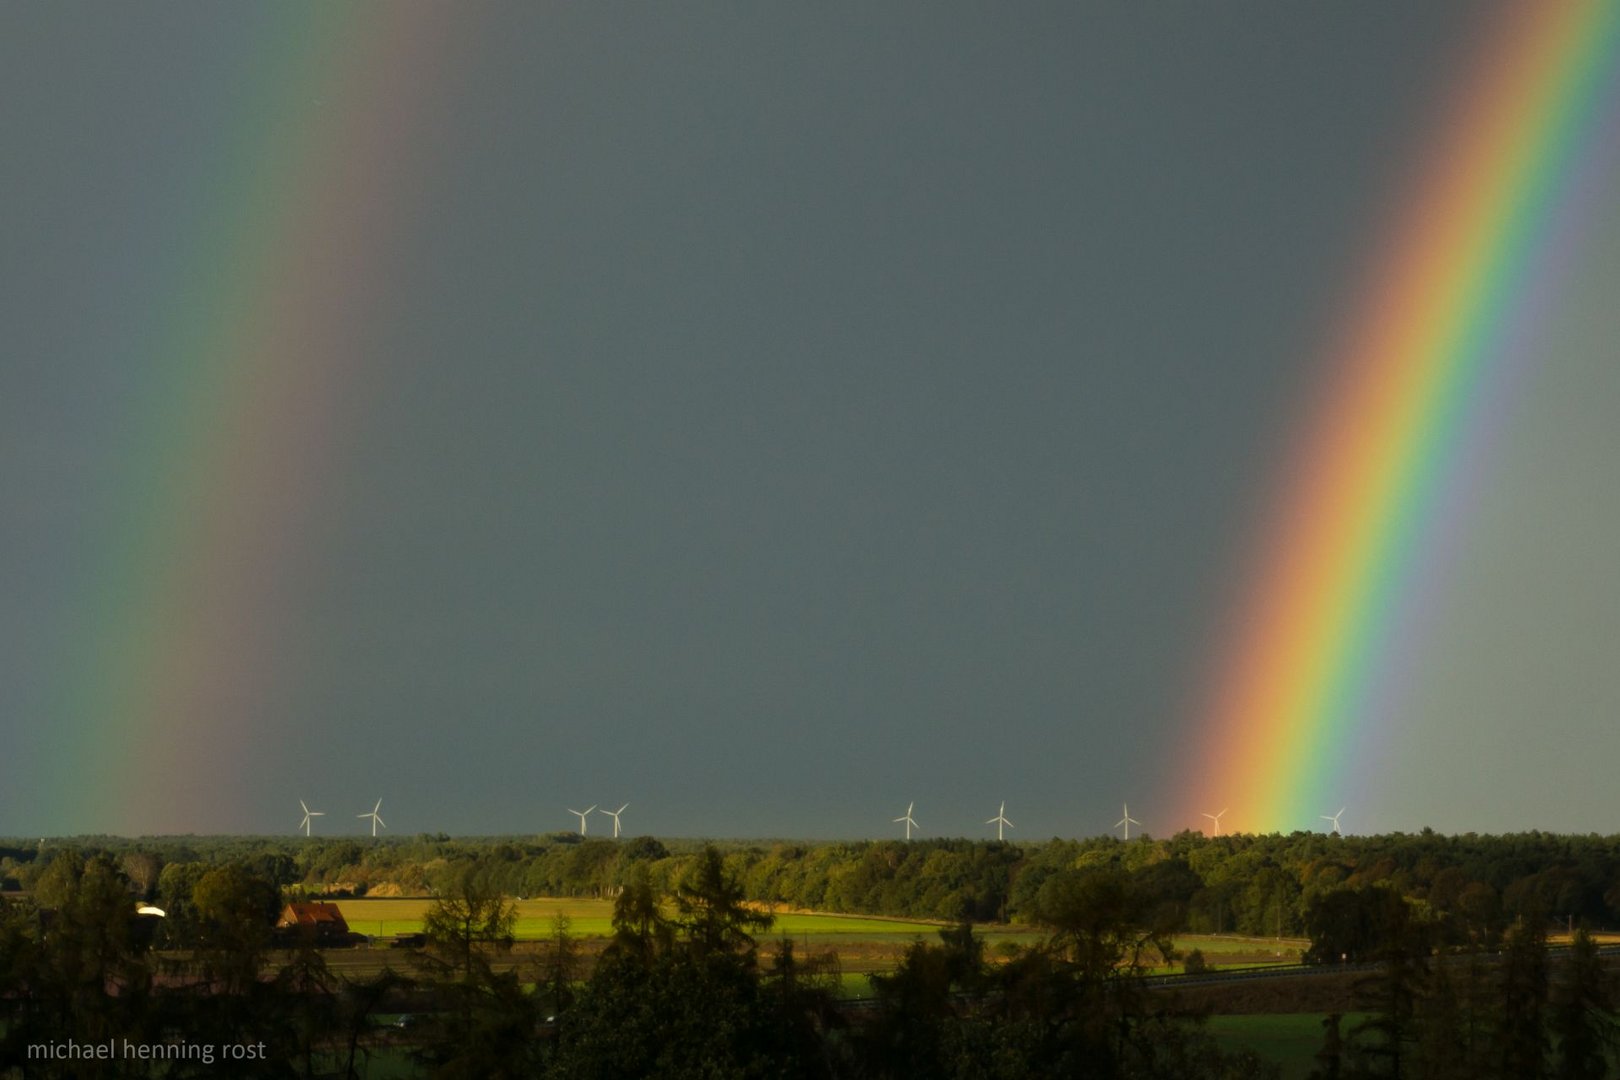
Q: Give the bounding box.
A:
[1205,1014,1366,1080]
[336,898,617,939]
[331,901,1299,972]
[333,898,947,942]
[1176,934,1303,957]
[1171,933,1306,970]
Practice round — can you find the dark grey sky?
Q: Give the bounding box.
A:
[4,3,1617,839]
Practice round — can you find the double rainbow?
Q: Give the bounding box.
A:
[1185,2,1620,833]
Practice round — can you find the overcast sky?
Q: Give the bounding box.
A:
[3,3,1617,839]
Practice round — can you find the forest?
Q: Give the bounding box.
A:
[2,831,1618,1077]
[6,828,1619,946]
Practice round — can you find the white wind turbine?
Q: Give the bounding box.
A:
[358,798,386,837]
[599,804,628,838]
[893,801,919,840]
[1321,808,1346,835]
[1202,808,1228,837]
[568,805,597,835]
[298,800,325,837]
[1115,803,1142,840]
[986,801,1013,841]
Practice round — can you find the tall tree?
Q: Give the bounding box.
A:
[415,866,538,1079]
[1550,929,1617,1080]
[421,864,517,981]
[606,863,674,965]
[674,846,773,964]
[8,853,154,1071]
[1495,919,1549,1080]
[1347,893,1431,1079]
[1309,1013,1344,1080]
[543,911,579,1020]
[191,863,277,994]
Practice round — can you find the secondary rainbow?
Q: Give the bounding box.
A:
[46,9,454,832]
[1183,2,1620,833]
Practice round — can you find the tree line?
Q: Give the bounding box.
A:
[4,838,1618,1078]
[1,846,1273,1078]
[7,828,1620,943]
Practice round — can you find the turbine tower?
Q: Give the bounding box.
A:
[358,799,386,838]
[568,806,597,835]
[1202,808,1228,837]
[893,801,918,841]
[986,801,1013,841]
[1115,803,1141,840]
[600,804,628,838]
[298,800,325,837]
[1321,808,1345,835]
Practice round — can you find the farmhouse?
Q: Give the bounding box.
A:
[276,901,352,944]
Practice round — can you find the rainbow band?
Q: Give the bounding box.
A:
[52,9,453,830]
[1188,2,1620,833]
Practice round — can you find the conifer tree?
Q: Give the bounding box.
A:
[1495,918,1549,1080]
[1550,929,1617,1080]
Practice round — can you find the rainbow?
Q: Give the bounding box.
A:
[1183,2,1620,833]
[44,8,455,832]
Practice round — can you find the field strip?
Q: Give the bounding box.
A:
[331,898,946,940]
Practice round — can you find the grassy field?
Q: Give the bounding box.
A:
[331,900,1302,969]
[1173,933,1307,969]
[1205,1013,1366,1080]
[332,898,949,942]
[336,897,617,939]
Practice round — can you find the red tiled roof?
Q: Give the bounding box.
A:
[278,902,349,929]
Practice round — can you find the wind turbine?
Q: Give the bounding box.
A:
[1202,808,1228,837]
[1115,803,1141,840]
[298,800,325,837]
[1321,808,1345,835]
[358,799,386,837]
[599,804,628,838]
[985,801,1013,841]
[568,805,596,835]
[893,801,919,840]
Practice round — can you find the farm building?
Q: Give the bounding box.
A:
[276,901,352,944]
